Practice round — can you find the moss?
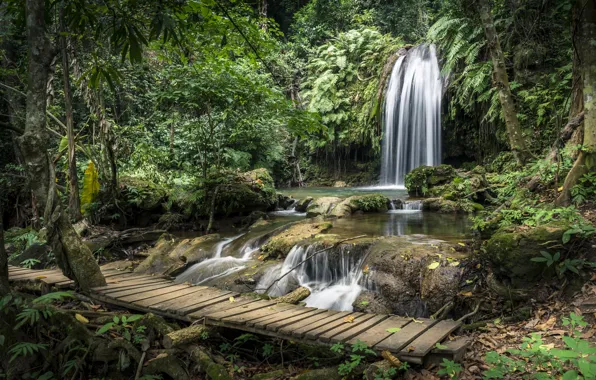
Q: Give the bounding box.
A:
[120,176,167,211]
[261,221,333,258]
[405,165,456,196]
[305,197,342,217]
[350,194,389,212]
[422,197,478,213]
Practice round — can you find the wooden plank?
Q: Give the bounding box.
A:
[374,318,438,353]
[287,310,346,338]
[99,283,174,299]
[245,305,302,327]
[92,277,169,292]
[118,284,191,303]
[188,297,255,318]
[177,292,240,316]
[205,300,277,321]
[8,267,34,273]
[97,281,173,296]
[9,270,62,280]
[256,307,317,331]
[38,273,71,285]
[150,288,233,314]
[274,309,335,334]
[424,336,472,365]
[327,314,389,344]
[135,286,209,308]
[292,311,353,339]
[223,303,297,325]
[316,313,377,342]
[347,316,411,346]
[398,320,461,357]
[265,308,328,332]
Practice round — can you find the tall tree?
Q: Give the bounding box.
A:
[18,0,105,290]
[557,0,596,205]
[60,6,82,221]
[476,0,531,165]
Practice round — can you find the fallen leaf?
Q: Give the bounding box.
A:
[411,318,423,324]
[427,262,440,270]
[257,255,264,260]
[75,314,89,324]
[363,265,370,274]
[524,318,539,329]
[386,327,402,333]
[460,291,473,297]
[476,263,481,269]
[407,346,416,352]
[582,328,595,339]
[458,242,466,247]
[539,343,555,350]
[558,186,564,192]
[536,316,557,331]
[449,261,460,267]
[35,276,47,279]
[229,296,236,303]
[344,316,355,323]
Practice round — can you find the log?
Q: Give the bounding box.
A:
[186,345,233,380]
[84,227,166,252]
[276,286,310,304]
[162,324,210,349]
[143,353,189,380]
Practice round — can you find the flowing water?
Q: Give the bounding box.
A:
[380,44,443,187]
[257,245,366,311]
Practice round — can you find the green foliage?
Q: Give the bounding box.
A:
[8,342,48,363]
[571,172,596,205]
[96,314,145,344]
[352,194,388,212]
[437,358,463,379]
[331,340,377,376]
[483,313,596,379]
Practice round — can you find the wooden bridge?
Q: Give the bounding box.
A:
[7,265,470,365]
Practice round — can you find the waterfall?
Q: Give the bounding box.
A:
[257,245,366,311]
[380,44,443,187]
[403,200,423,211]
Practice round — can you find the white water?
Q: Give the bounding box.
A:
[175,234,250,285]
[403,200,423,211]
[257,245,366,311]
[380,44,442,187]
[269,206,307,217]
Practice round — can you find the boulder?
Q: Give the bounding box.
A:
[8,243,51,269]
[422,197,480,213]
[330,194,390,218]
[306,197,342,217]
[135,234,221,275]
[295,197,313,212]
[276,193,295,209]
[405,165,456,197]
[362,236,465,317]
[481,222,571,286]
[333,181,347,187]
[261,220,333,258]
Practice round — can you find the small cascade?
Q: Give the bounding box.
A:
[257,244,367,311]
[389,200,396,210]
[270,205,307,217]
[380,44,443,187]
[403,200,423,211]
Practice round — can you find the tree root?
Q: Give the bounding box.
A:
[143,352,190,380]
[275,286,310,304]
[162,324,210,349]
[186,345,233,380]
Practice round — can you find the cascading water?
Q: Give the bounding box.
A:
[403,200,423,211]
[380,44,442,187]
[257,245,367,311]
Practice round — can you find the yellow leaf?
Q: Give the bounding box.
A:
[558,186,563,192]
[449,261,460,267]
[257,255,264,260]
[407,346,416,352]
[476,263,481,269]
[229,296,236,303]
[75,313,89,324]
[81,161,100,214]
[457,242,466,247]
[427,262,440,270]
[344,316,355,323]
[362,265,369,274]
[460,291,473,297]
[411,318,423,324]
[35,276,47,279]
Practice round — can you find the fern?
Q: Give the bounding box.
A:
[8,342,48,362]
[33,291,74,305]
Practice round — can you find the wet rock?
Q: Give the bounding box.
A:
[240,211,269,229]
[276,193,295,209]
[135,234,221,275]
[333,181,347,187]
[306,197,342,217]
[421,197,480,213]
[261,220,333,258]
[405,164,456,197]
[363,236,464,317]
[481,222,572,286]
[330,194,390,218]
[353,291,392,314]
[295,197,313,212]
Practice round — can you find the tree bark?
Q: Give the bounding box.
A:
[476,0,531,165]
[567,2,586,157]
[557,0,596,206]
[0,205,9,296]
[19,0,105,290]
[162,325,210,349]
[60,7,82,221]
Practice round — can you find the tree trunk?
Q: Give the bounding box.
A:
[557,0,596,206]
[476,0,531,165]
[19,0,105,290]
[0,205,9,296]
[60,8,82,222]
[567,2,586,157]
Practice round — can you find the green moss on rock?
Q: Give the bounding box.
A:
[405,165,456,196]
[261,220,333,258]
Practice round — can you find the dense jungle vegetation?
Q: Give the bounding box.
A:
[0,0,595,379]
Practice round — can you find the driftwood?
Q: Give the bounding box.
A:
[186,345,233,380]
[162,325,210,349]
[275,286,310,304]
[526,111,585,191]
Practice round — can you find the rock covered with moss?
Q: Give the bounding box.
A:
[330,194,390,217]
[305,196,342,217]
[260,220,333,258]
[481,222,572,286]
[405,164,456,197]
[422,197,483,213]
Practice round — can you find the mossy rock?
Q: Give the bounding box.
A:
[481,222,571,285]
[295,197,313,212]
[405,165,456,197]
[120,176,168,211]
[261,220,333,258]
[306,197,342,217]
[422,197,478,213]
